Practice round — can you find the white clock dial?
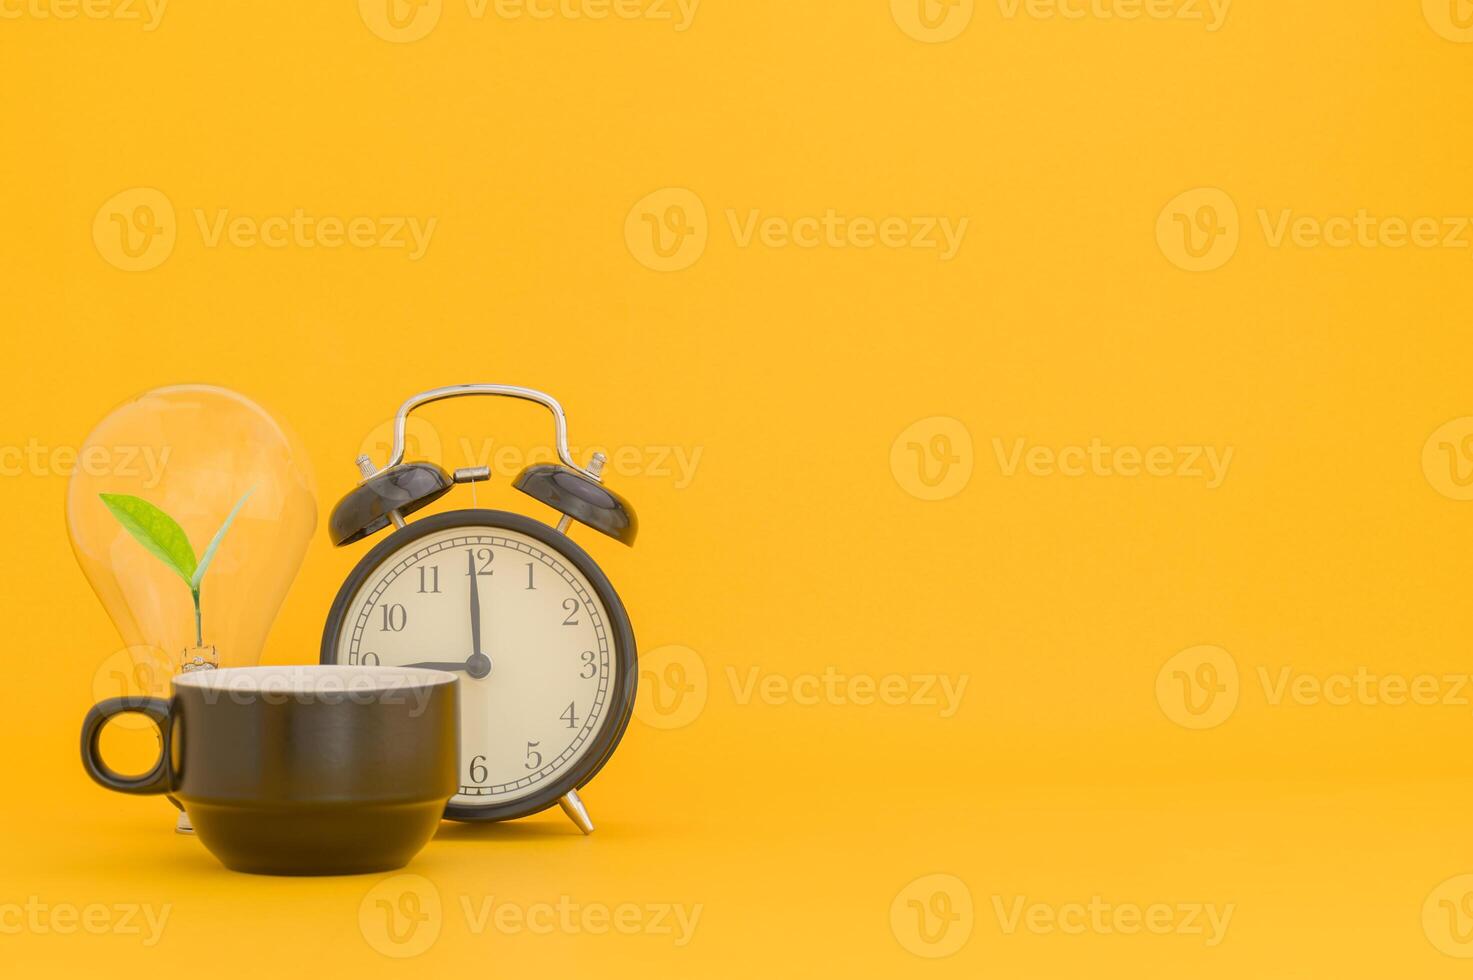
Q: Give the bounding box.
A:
[332,524,614,808]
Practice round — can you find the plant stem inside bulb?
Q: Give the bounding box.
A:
[192,587,202,647]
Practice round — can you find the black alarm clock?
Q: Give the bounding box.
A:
[320,384,637,833]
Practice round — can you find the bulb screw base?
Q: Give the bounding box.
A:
[180,645,218,672]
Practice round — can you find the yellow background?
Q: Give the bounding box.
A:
[4,0,1473,975]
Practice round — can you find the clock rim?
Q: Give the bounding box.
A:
[319,507,637,823]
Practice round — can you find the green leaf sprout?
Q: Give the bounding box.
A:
[99,488,255,647]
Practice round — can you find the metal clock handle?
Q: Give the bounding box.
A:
[364,383,604,483]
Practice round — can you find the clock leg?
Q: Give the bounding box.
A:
[558,790,595,835]
[169,797,194,835]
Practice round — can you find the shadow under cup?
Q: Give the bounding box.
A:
[81,665,459,876]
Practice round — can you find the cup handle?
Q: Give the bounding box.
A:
[80,697,174,795]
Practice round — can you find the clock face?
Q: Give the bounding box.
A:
[325,514,629,814]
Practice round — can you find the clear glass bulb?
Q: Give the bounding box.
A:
[67,385,317,832]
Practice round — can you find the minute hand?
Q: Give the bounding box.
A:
[468,548,490,668]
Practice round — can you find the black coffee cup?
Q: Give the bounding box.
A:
[81,665,459,876]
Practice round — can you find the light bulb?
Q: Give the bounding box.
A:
[66,385,317,827]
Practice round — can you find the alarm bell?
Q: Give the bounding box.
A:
[330,384,638,548]
[328,461,453,546]
[514,463,637,545]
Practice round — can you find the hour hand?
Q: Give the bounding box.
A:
[401,661,472,672]
[403,653,491,680]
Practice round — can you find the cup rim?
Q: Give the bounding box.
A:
[174,664,457,692]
